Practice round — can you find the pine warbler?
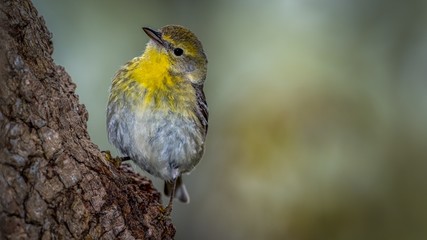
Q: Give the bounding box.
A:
[106,25,208,212]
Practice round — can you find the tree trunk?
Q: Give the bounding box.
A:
[0,1,175,239]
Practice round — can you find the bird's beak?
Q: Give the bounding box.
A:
[142,27,165,47]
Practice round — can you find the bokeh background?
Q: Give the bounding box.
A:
[33,1,427,239]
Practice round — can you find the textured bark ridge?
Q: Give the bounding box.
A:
[0,1,175,239]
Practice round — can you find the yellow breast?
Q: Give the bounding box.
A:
[113,46,196,117]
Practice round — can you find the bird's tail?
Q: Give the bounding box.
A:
[164,176,190,203]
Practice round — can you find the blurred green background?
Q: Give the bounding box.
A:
[33,1,427,239]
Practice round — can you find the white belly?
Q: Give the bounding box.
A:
[108,107,204,181]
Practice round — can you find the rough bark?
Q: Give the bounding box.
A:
[0,1,175,239]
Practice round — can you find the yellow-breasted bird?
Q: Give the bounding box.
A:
[106,25,208,212]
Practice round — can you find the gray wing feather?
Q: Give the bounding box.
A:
[192,83,209,136]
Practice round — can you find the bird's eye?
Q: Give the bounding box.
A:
[173,48,184,56]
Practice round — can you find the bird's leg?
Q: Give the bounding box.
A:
[164,178,177,215]
[101,150,130,168]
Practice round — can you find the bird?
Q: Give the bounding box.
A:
[106,25,208,213]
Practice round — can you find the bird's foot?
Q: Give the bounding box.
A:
[101,150,128,168]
